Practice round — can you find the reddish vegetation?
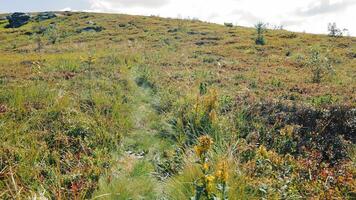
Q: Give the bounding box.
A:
[0,104,7,113]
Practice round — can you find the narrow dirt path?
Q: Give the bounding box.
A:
[93,68,172,199]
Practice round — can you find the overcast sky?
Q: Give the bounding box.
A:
[1,0,355,35]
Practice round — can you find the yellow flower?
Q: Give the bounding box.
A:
[215,160,228,182]
[206,182,214,193]
[194,145,204,157]
[81,55,96,65]
[198,135,214,150]
[205,174,215,183]
[209,109,217,123]
[203,163,209,171]
[205,175,215,193]
[257,145,268,158]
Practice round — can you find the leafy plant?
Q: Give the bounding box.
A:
[327,22,347,37]
[172,88,219,145]
[45,24,59,44]
[191,135,228,200]
[255,22,266,45]
[306,48,334,83]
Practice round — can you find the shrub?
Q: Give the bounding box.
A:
[171,88,219,145]
[32,25,59,51]
[45,24,59,44]
[255,22,266,45]
[306,48,334,83]
[327,22,346,37]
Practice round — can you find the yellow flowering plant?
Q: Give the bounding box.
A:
[215,160,229,200]
[191,135,229,200]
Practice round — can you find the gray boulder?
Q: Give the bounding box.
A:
[77,26,104,33]
[36,12,57,21]
[87,20,96,25]
[6,12,31,28]
[224,22,233,27]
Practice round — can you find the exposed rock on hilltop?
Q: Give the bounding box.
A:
[6,12,31,28]
[35,12,57,21]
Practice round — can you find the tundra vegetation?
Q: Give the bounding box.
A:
[0,12,355,199]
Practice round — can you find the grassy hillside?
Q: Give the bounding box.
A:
[0,12,355,199]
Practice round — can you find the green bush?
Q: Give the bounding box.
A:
[306,47,334,83]
[255,22,266,45]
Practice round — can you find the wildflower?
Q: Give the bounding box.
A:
[205,174,215,182]
[194,145,204,157]
[215,160,228,182]
[205,175,215,193]
[198,135,214,150]
[192,135,221,199]
[209,109,217,123]
[257,145,268,158]
[204,89,218,111]
[203,162,209,171]
[194,135,214,158]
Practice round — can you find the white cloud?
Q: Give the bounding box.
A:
[295,0,356,16]
[89,0,169,11]
[86,0,356,35]
[60,7,72,11]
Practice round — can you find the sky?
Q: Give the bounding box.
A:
[1,0,355,36]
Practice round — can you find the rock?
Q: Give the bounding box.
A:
[167,28,179,33]
[187,31,199,35]
[195,41,217,46]
[63,11,73,16]
[118,23,126,28]
[187,30,209,35]
[80,15,90,19]
[6,12,31,28]
[87,20,96,25]
[346,52,356,59]
[224,22,233,27]
[35,12,56,21]
[201,36,221,41]
[77,26,104,33]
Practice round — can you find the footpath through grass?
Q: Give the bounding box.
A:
[93,66,173,199]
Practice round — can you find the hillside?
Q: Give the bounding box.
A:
[0,12,355,199]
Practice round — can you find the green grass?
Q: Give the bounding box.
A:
[0,11,355,199]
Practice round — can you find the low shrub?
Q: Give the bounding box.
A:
[306,47,334,83]
[255,22,266,45]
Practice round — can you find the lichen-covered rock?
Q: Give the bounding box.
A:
[6,12,31,28]
[224,22,233,27]
[77,26,104,33]
[35,12,57,21]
